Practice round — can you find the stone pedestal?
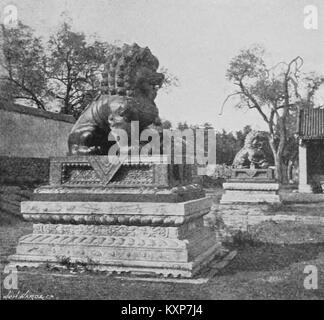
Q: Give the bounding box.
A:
[220,169,281,204]
[9,156,221,278]
[217,168,281,239]
[221,182,281,204]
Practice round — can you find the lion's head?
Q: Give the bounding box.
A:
[101,43,164,100]
[245,131,268,153]
[101,43,164,133]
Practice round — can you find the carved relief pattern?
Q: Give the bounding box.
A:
[17,242,188,263]
[62,163,101,185]
[23,213,200,226]
[15,229,216,264]
[19,234,186,249]
[33,224,172,238]
[32,221,205,240]
[88,156,123,185]
[60,161,154,186]
[110,164,153,184]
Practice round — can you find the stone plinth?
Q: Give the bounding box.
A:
[229,168,275,182]
[220,169,281,204]
[217,203,324,234]
[221,182,281,204]
[9,156,221,278]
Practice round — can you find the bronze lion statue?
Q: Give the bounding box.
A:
[68,43,164,155]
[232,131,271,169]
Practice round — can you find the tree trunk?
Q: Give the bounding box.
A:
[268,135,286,184]
[287,160,294,184]
[274,154,281,183]
[281,162,288,184]
[273,153,289,184]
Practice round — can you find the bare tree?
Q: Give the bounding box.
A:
[223,45,324,183]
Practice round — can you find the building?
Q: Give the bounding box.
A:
[298,107,324,193]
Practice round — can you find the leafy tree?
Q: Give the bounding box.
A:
[161,120,172,129]
[159,67,179,93]
[47,22,113,117]
[47,23,179,118]
[236,125,252,148]
[0,22,47,109]
[176,122,189,130]
[223,45,324,183]
[216,130,237,165]
[0,20,180,118]
[174,121,254,166]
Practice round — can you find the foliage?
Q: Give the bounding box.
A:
[224,45,324,182]
[174,119,253,166]
[0,22,47,109]
[161,120,172,129]
[176,122,189,130]
[0,21,179,118]
[47,22,113,117]
[159,66,179,93]
[216,125,252,165]
[211,164,233,179]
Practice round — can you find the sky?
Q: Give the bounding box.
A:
[1,0,324,132]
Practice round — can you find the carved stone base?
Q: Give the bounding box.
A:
[9,198,221,278]
[220,182,281,204]
[9,233,220,278]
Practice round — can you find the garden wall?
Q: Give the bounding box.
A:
[0,102,75,185]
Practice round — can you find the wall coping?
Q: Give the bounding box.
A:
[0,102,76,123]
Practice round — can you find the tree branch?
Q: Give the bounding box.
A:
[219,92,243,115]
[239,80,270,124]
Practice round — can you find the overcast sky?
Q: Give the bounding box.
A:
[1,0,324,131]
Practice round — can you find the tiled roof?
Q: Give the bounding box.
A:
[298,108,324,139]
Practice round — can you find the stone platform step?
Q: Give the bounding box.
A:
[220,182,281,204]
[9,239,221,278]
[20,198,212,225]
[10,249,236,284]
[215,202,324,236]
[31,186,205,203]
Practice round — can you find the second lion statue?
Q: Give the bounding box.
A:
[232,130,271,169]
